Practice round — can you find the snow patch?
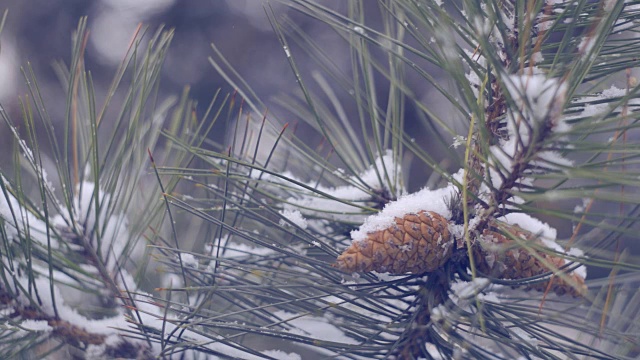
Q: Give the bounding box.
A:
[262,350,301,360]
[273,310,358,345]
[451,277,490,299]
[351,184,455,243]
[279,209,308,229]
[20,320,52,332]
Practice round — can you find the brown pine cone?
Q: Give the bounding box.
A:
[335,211,453,274]
[474,221,587,297]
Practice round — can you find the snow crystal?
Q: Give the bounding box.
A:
[262,350,302,360]
[353,26,365,35]
[0,178,54,246]
[489,142,517,180]
[350,183,455,242]
[496,213,587,279]
[11,275,132,338]
[451,277,490,299]
[273,310,358,345]
[50,181,135,270]
[478,291,500,303]
[578,35,596,56]
[223,242,277,258]
[279,209,308,229]
[497,212,557,241]
[116,268,138,290]
[464,50,485,98]
[162,273,184,289]
[85,344,107,359]
[283,150,402,228]
[451,135,466,149]
[536,151,575,169]
[565,85,628,123]
[357,150,401,191]
[372,271,399,282]
[573,198,590,214]
[473,16,491,36]
[20,320,52,332]
[488,74,570,180]
[537,17,554,32]
[504,74,567,125]
[567,247,587,279]
[430,304,448,322]
[179,253,198,268]
[104,334,123,347]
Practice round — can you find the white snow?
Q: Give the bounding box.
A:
[353,26,365,35]
[496,212,557,241]
[536,151,575,169]
[578,35,596,56]
[485,74,570,184]
[179,253,198,268]
[451,277,490,299]
[358,150,401,190]
[161,273,184,289]
[478,291,500,303]
[451,135,466,149]
[9,273,131,337]
[0,176,55,247]
[464,49,485,98]
[564,85,637,125]
[504,74,567,125]
[222,242,277,258]
[567,247,588,279]
[20,320,52,332]
[262,350,302,360]
[266,150,404,236]
[573,198,591,214]
[51,181,135,271]
[273,310,358,345]
[350,183,455,242]
[279,209,308,229]
[430,304,448,322]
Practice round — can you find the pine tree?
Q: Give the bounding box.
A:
[1,1,639,359]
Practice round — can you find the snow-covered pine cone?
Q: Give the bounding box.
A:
[474,221,587,297]
[335,210,453,274]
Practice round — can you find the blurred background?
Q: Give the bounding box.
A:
[0,1,329,122]
[0,0,460,189]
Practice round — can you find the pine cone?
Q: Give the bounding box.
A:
[335,211,452,274]
[474,221,586,297]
